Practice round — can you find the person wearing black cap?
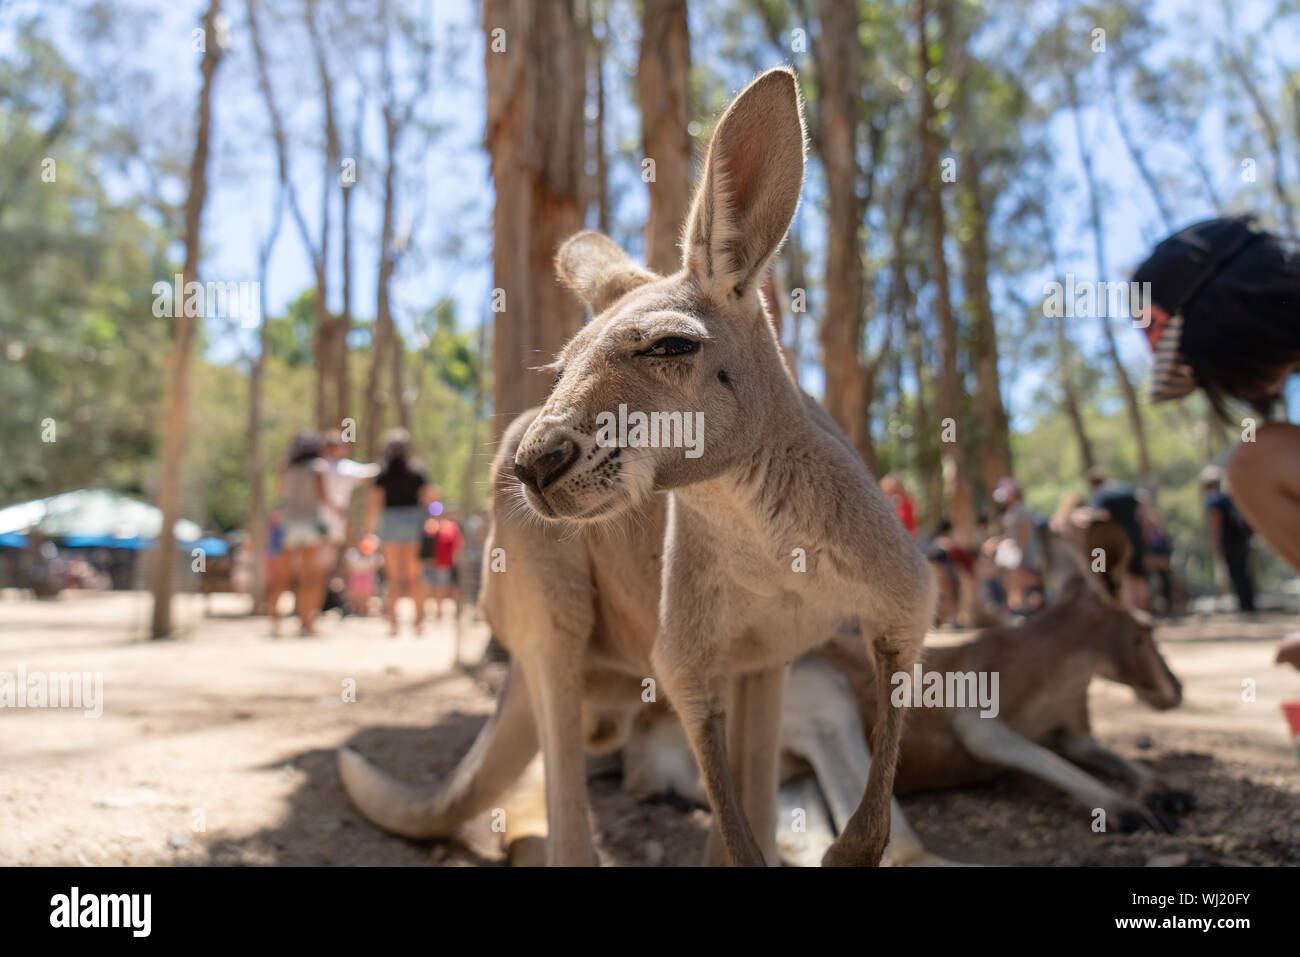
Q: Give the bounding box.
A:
[1132,215,1299,636]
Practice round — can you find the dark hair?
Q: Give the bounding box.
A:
[382,428,413,475]
[1160,226,1300,419]
[287,430,323,466]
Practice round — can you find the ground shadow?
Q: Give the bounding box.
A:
[901,749,1300,866]
[198,708,711,867]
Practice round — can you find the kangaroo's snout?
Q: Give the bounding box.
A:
[515,437,580,492]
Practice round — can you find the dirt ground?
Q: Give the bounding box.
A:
[1,590,1297,867]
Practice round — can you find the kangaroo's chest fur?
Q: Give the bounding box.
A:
[661,407,932,678]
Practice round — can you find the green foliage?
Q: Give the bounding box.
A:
[0,23,172,503]
[264,289,316,368]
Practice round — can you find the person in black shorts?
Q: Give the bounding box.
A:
[1087,466,1148,611]
[364,429,434,636]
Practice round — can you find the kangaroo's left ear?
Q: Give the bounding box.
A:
[556,230,658,315]
[682,68,806,301]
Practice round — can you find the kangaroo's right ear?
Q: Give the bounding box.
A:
[683,68,806,303]
[556,230,657,315]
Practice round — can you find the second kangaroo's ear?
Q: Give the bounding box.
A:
[683,68,806,301]
[556,230,658,315]
[1083,518,1130,607]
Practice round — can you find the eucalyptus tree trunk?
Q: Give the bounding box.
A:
[151,0,224,638]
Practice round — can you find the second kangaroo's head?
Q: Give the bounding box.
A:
[514,68,806,523]
[1059,520,1183,711]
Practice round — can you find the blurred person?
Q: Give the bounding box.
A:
[1138,489,1175,616]
[423,511,465,621]
[879,474,917,538]
[993,477,1044,616]
[1049,492,1091,547]
[1133,216,1300,648]
[365,429,434,636]
[345,545,379,617]
[923,519,963,627]
[1086,466,1149,612]
[1201,465,1256,613]
[320,430,380,558]
[260,510,284,616]
[268,431,329,637]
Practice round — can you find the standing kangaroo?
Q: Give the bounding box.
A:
[339,69,932,866]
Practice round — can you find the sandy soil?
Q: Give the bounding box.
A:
[0,590,1296,866]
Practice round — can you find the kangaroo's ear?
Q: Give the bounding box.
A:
[1083,519,1129,607]
[682,68,806,301]
[556,230,657,315]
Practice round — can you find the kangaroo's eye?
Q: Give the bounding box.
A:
[552,369,564,387]
[640,336,698,358]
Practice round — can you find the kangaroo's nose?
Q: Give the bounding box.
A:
[515,439,580,492]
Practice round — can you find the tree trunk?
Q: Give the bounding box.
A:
[150,0,224,638]
[959,164,1013,499]
[905,293,941,527]
[1105,63,1172,232]
[484,0,587,432]
[814,0,869,462]
[365,102,401,460]
[338,150,354,430]
[247,187,284,614]
[1034,203,1096,474]
[917,0,976,542]
[391,325,411,433]
[638,0,691,274]
[461,317,491,513]
[1222,41,1298,239]
[305,0,346,429]
[1065,71,1151,485]
[586,0,609,234]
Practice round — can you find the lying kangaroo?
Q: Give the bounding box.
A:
[626,556,1193,862]
[338,68,933,866]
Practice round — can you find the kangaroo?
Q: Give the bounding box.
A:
[623,520,1195,858]
[338,68,933,866]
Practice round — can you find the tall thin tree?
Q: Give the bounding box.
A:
[638,0,691,274]
[150,0,224,638]
[917,0,976,541]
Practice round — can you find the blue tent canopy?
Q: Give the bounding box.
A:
[193,537,230,556]
[0,489,203,547]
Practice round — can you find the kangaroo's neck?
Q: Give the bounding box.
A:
[742,312,806,434]
[673,311,855,544]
